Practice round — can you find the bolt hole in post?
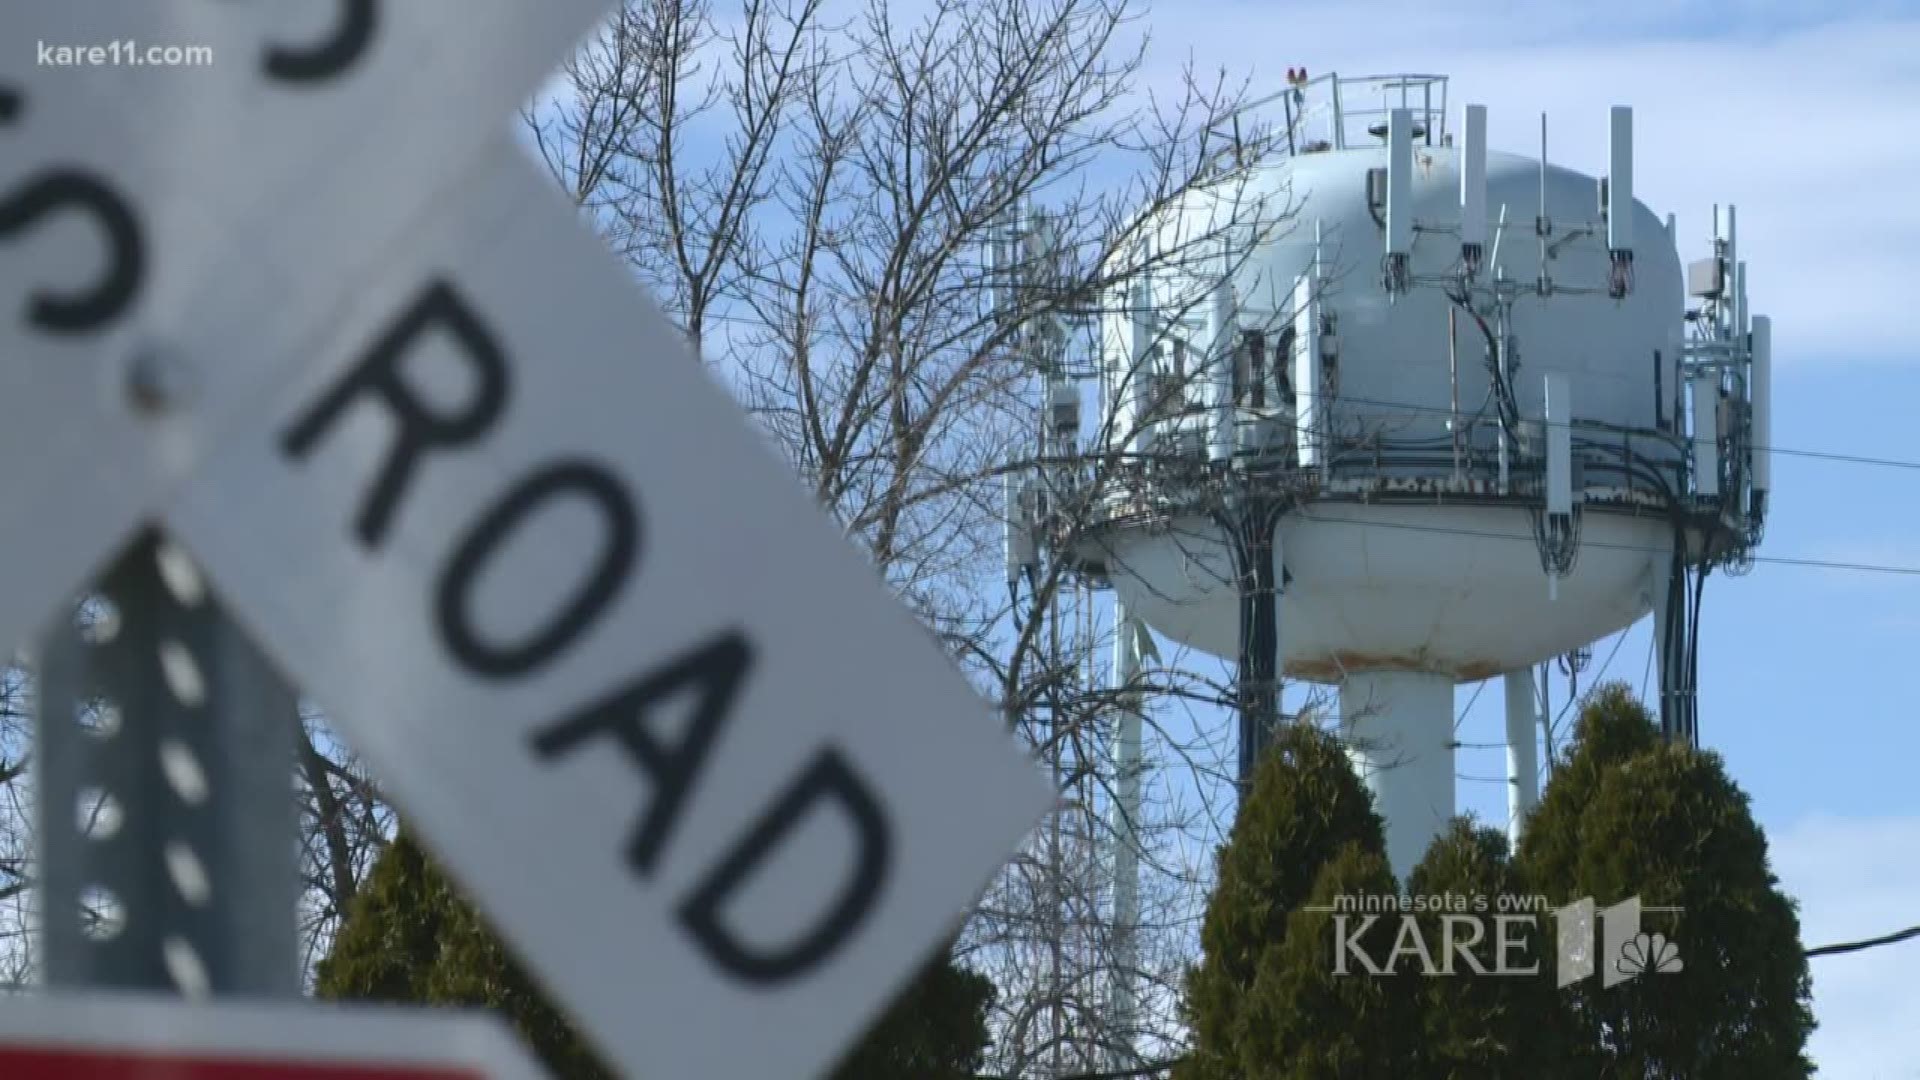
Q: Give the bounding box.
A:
[158,738,212,807]
[164,840,214,909]
[76,785,124,840]
[77,883,127,943]
[163,935,213,998]
[158,638,208,707]
[154,540,208,608]
[76,594,121,644]
[75,697,122,739]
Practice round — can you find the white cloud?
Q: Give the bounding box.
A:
[1771,812,1920,1077]
[519,3,1919,363]
[1147,7,1920,364]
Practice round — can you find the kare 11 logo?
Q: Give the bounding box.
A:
[1317,892,1684,986]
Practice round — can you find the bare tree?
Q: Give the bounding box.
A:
[0,661,35,991]
[524,0,1294,1073]
[2,6,1293,1070]
[292,702,393,982]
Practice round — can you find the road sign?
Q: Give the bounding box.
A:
[0,992,548,1080]
[7,5,1053,1079]
[0,0,612,657]
[163,135,1055,1080]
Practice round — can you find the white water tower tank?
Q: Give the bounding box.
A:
[1080,76,1747,876]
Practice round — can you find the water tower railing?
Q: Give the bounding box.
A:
[1224,72,1450,156]
[1330,74,1449,150]
[1095,367,1693,504]
[1073,423,1692,552]
[1105,411,1686,500]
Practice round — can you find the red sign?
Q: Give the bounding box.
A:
[0,1048,482,1080]
[0,994,545,1080]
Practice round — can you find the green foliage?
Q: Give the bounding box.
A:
[1405,818,1569,1078]
[314,833,613,1080]
[1181,686,1812,1079]
[1234,843,1422,1079]
[825,951,995,1080]
[316,832,994,1080]
[1518,683,1815,1079]
[1180,722,1387,1079]
[1519,684,1661,896]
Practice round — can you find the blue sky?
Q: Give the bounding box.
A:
[1131,1,1920,1073]
[524,0,1920,1071]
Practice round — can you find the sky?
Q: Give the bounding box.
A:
[1128,1,1920,1074]
[521,1,1920,1071]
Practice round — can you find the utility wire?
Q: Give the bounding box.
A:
[1284,511,1920,579]
[1270,387,1920,472]
[1764,446,1920,471]
[1807,923,1920,958]
[1143,515,1920,956]
[1132,507,1920,580]
[960,928,1915,1080]
[954,926,1910,1080]
[1453,678,1486,732]
[704,307,1920,475]
[1638,629,1657,703]
[1554,630,1627,733]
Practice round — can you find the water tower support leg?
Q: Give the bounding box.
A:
[1107,600,1143,1069]
[1234,508,1284,786]
[1338,670,1456,881]
[1649,549,1693,744]
[1651,563,1673,737]
[1503,670,1539,849]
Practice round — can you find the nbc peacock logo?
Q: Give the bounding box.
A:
[1553,896,1685,989]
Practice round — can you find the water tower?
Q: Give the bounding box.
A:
[1004,72,1771,882]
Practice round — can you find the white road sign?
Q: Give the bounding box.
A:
[0,991,548,1080]
[0,0,611,656]
[9,5,1052,1076]
[161,135,1053,1080]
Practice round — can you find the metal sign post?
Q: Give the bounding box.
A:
[36,530,298,998]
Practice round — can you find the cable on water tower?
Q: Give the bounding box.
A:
[1211,487,1295,789]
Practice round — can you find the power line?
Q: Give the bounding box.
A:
[1279,388,1920,473]
[1807,923,1920,958]
[1133,516,1920,959]
[701,308,1920,476]
[1560,630,1627,731]
[1453,678,1486,732]
[1765,446,1920,471]
[1113,506,1920,582]
[1639,631,1656,703]
[1286,510,1920,579]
